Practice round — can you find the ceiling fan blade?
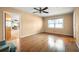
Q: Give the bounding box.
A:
[42,7,48,10]
[34,8,39,11]
[43,11,48,13]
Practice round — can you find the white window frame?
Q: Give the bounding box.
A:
[48,18,64,28]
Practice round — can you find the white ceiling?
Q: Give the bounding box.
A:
[14,7,75,17]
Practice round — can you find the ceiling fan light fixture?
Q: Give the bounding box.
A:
[33,7,48,14]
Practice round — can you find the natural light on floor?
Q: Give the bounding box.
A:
[48,35,65,51]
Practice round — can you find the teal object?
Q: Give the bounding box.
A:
[0,40,9,52]
[9,43,16,52]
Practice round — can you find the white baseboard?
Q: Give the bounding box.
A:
[20,34,34,38]
[20,32,40,38]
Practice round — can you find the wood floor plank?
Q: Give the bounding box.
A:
[20,33,79,52]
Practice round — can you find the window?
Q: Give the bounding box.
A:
[48,20,54,28]
[55,18,63,28]
[6,21,11,27]
[48,18,63,28]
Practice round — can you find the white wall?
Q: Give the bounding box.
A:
[74,8,79,48]
[21,13,43,38]
[43,13,73,36]
[0,7,43,39]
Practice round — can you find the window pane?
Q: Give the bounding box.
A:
[58,19,63,23]
[48,20,51,23]
[48,24,54,28]
[55,24,63,28]
[6,21,11,27]
[48,18,63,28]
[48,20,54,24]
[48,20,55,28]
[55,19,59,23]
[55,18,63,24]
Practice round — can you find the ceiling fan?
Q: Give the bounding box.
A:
[33,7,48,14]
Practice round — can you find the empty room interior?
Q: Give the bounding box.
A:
[0,7,79,52]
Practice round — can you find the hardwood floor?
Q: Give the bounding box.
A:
[20,33,79,52]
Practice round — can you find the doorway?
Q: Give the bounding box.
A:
[3,11,20,51]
